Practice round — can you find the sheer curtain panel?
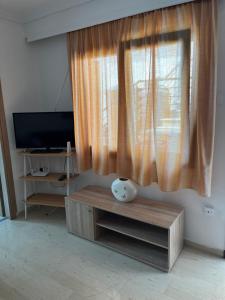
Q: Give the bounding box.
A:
[68,0,217,196]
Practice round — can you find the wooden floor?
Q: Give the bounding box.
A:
[0,208,225,300]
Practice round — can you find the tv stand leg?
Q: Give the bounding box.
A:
[25,201,27,220]
[24,155,28,220]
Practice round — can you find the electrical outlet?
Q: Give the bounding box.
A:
[203,205,215,216]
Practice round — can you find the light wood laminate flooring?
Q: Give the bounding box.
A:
[0,207,225,300]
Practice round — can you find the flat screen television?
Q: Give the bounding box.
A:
[13,112,75,149]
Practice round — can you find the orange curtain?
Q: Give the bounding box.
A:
[68,0,217,196]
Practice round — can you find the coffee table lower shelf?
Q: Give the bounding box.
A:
[27,193,65,208]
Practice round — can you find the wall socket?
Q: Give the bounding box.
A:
[203,205,215,216]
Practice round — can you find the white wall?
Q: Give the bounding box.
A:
[0,18,44,213]
[24,0,192,42]
[29,34,72,112]
[28,0,225,251]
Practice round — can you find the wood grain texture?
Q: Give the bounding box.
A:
[65,200,94,241]
[27,194,65,207]
[19,151,76,158]
[66,186,184,271]
[169,211,184,270]
[96,214,168,249]
[21,173,79,183]
[96,230,168,271]
[66,185,184,229]
[0,82,17,218]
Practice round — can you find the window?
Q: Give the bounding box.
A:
[121,30,191,150]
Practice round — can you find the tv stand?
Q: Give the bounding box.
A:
[66,186,184,272]
[30,149,63,154]
[19,150,79,219]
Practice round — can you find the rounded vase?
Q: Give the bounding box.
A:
[111,178,137,202]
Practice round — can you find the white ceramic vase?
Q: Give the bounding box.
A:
[111,178,137,202]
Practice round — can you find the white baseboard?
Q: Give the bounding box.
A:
[184,239,224,258]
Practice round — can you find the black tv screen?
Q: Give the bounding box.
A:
[13,112,75,149]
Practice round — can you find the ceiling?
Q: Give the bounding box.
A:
[0,0,93,23]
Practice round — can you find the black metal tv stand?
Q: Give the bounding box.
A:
[30,149,64,154]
